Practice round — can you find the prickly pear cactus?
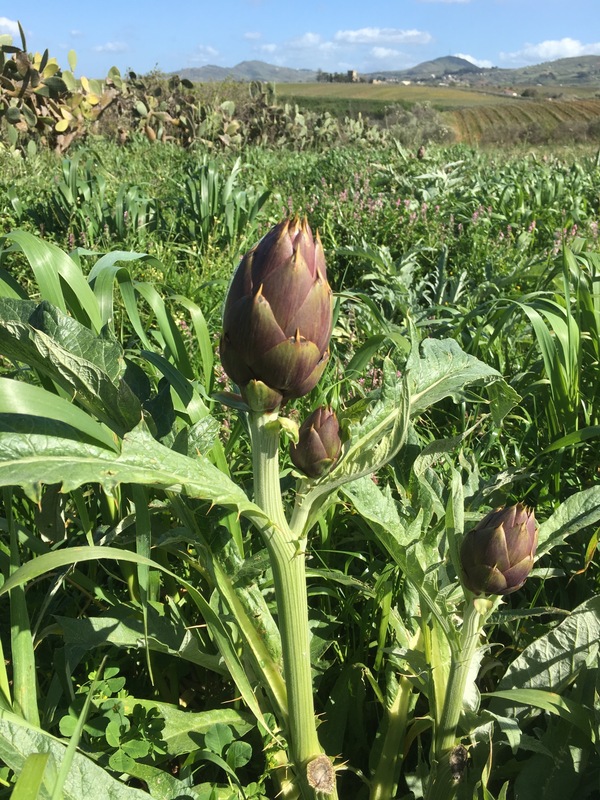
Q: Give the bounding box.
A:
[0,22,121,153]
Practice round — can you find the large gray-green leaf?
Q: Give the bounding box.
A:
[0,299,141,433]
[119,761,230,800]
[57,613,223,674]
[407,337,519,424]
[298,340,517,535]
[335,358,409,485]
[537,486,600,557]
[342,475,449,637]
[0,421,265,522]
[292,359,409,536]
[497,595,600,697]
[0,711,150,800]
[0,299,123,381]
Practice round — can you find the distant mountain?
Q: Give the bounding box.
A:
[176,60,317,83]
[172,54,600,87]
[365,55,482,82]
[472,55,600,86]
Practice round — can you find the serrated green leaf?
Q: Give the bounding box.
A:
[537,486,600,557]
[484,688,595,742]
[498,595,600,697]
[57,612,223,673]
[408,337,516,419]
[325,359,409,489]
[118,760,218,799]
[0,422,262,517]
[0,299,141,434]
[342,475,449,638]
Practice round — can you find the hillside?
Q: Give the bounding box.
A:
[174,54,600,88]
[176,60,317,83]
[365,55,483,82]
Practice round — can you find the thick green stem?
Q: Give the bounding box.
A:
[426,596,491,800]
[369,674,413,800]
[369,628,421,800]
[249,411,338,799]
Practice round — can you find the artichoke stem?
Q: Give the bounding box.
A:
[425,595,488,800]
[249,411,338,799]
[369,628,421,800]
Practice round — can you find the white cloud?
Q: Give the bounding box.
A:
[289,32,322,48]
[244,31,261,40]
[259,32,339,61]
[0,17,19,36]
[93,41,128,54]
[372,47,401,60]
[501,37,600,64]
[70,29,84,38]
[335,27,432,46]
[454,52,493,68]
[251,26,431,71]
[190,44,220,63]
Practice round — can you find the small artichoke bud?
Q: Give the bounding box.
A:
[290,406,342,478]
[220,217,333,412]
[460,504,538,596]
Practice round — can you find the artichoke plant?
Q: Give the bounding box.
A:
[290,406,342,478]
[220,217,333,412]
[459,504,538,596]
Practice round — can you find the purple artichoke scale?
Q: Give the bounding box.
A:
[220,218,333,411]
[460,504,538,596]
[291,406,342,479]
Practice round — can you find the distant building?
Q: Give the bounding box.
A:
[347,70,358,82]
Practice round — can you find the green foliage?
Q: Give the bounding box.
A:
[178,156,270,252]
[0,84,599,798]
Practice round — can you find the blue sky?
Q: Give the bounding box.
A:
[2,1,599,78]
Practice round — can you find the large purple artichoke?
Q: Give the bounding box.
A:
[290,406,342,478]
[220,218,333,412]
[460,504,538,596]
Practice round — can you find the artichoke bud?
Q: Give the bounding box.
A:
[460,503,539,596]
[219,218,333,413]
[290,406,342,478]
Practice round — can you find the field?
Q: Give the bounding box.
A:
[1,47,600,800]
[277,82,600,144]
[277,81,519,107]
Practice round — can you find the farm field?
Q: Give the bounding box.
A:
[1,39,600,800]
[276,81,518,107]
[277,82,600,144]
